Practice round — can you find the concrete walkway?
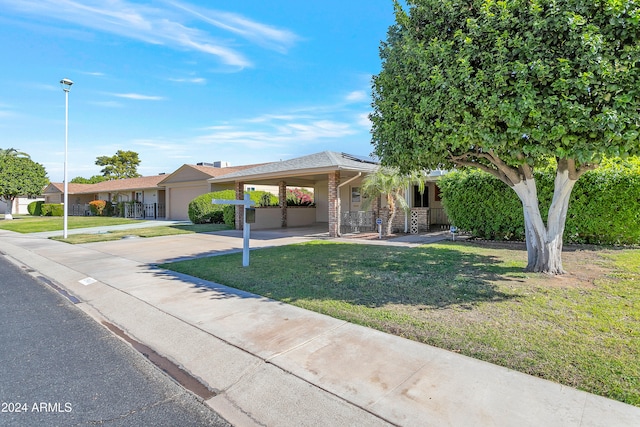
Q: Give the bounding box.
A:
[1,227,638,426]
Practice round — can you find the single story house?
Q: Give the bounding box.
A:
[43,175,167,218]
[1,195,45,216]
[208,151,448,237]
[42,151,448,235]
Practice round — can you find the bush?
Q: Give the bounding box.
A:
[27,201,44,216]
[286,188,314,206]
[189,190,278,224]
[223,205,235,227]
[41,203,64,216]
[438,158,640,245]
[189,190,236,224]
[259,193,277,207]
[89,200,107,216]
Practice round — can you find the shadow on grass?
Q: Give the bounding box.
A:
[156,241,523,309]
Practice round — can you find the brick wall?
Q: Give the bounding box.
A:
[328,171,339,237]
[235,181,244,230]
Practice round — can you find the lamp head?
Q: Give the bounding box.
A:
[60,78,74,92]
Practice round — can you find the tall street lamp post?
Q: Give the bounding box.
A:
[60,78,73,239]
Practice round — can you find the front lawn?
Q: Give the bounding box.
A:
[51,223,230,244]
[0,216,142,233]
[160,241,640,407]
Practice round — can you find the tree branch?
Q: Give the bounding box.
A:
[450,150,522,187]
[559,158,598,180]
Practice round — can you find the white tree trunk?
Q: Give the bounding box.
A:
[511,169,577,275]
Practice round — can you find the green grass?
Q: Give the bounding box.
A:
[0,215,142,233]
[160,241,640,407]
[51,223,230,244]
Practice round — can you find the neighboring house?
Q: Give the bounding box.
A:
[0,196,45,215]
[43,175,167,218]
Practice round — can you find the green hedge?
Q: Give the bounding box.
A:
[188,190,277,224]
[41,203,64,216]
[438,158,640,245]
[27,201,44,216]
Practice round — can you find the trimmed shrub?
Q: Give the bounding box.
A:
[189,190,235,224]
[41,203,64,216]
[439,158,640,245]
[223,205,235,227]
[27,200,44,216]
[188,190,276,224]
[89,200,107,216]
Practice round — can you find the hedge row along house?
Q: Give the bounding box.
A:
[43,151,449,237]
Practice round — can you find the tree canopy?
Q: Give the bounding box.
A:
[71,175,109,184]
[95,150,141,179]
[0,156,48,219]
[372,0,640,176]
[371,0,640,274]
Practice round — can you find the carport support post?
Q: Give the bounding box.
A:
[212,193,254,267]
[242,193,251,267]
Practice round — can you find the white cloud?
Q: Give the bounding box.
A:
[167,77,206,84]
[345,90,368,103]
[196,113,357,149]
[0,0,299,68]
[89,100,124,108]
[357,112,372,128]
[167,1,299,53]
[112,93,165,101]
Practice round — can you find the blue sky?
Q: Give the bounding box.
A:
[0,0,397,182]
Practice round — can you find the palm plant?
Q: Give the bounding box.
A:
[360,167,425,235]
[0,148,30,159]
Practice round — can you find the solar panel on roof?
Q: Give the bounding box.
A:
[341,152,379,165]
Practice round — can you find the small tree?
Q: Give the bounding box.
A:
[0,156,48,220]
[360,167,425,235]
[71,175,108,184]
[371,0,640,274]
[95,150,141,179]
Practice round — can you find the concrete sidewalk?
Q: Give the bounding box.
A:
[1,229,638,426]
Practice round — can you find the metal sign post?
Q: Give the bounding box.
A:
[212,194,255,267]
[376,218,383,239]
[450,225,458,241]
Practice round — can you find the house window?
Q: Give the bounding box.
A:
[434,184,442,202]
[351,187,361,203]
[413,186,429,208]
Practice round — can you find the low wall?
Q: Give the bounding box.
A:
[253,206,316,229]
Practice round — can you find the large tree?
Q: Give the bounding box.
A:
[0,156,48,220]
[371,0,640,274]
[95,150,141,179]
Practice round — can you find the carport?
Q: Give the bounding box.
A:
[208,151,379,237]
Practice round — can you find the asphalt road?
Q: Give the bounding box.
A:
[0,255,230,427]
